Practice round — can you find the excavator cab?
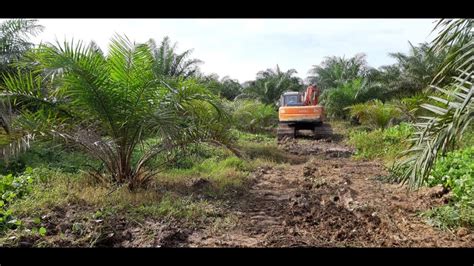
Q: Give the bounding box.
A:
[279,92,304,107]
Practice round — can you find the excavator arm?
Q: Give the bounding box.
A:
[303,84,320,106]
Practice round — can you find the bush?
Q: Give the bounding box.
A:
[398,93,430,121]
[225,99,277,133]
[348,123,414,161]
[428,147,474,202]
[397,91,457,122]
[346,100,402,129]
[320,78,382,119]
[420,147,474,229]
[422,203,474,229]
[321,79,360,119]
[1,167,34,232]
[144,142,232,170]
[0,141,97,176]
[458,125,474,150]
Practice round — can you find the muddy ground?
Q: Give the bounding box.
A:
[6,135,473,247]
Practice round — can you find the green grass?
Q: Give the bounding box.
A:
[0,141,98,175]
[421,146,474,230]
[233,129,275,144]
[7,166,223,221]
[234,130,305,164]
[156,156,252,197]
[127,194,219,222]
[347,123,414,163]
[422,204,474,230]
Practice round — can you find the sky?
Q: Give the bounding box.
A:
[4,19,439,82]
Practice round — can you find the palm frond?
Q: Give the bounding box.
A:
[392,70,473,187]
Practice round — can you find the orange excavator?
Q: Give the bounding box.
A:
[277,84,333,140]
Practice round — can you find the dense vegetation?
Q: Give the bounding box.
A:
[0,18,472,242]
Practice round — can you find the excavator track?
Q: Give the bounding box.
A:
[277,123,333,140]
[277,123,296,140]
[313,123,333,139]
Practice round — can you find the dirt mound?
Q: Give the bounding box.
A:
[283,181,385,246]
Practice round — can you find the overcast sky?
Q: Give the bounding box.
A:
[4,19,439,82]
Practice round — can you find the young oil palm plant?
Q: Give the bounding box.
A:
[346,100,402,130]
[1,35,231,190]
[392,19,473,187]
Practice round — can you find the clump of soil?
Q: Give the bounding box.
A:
[121,221,193,247]
[2,200,196,247]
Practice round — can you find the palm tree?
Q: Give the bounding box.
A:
[238,65,303,105]
[431,19,474,84]
[392,19,473,187]
[307,53,369,92]
[217,76,242,100]
[320,77,383,119]
[383,42,449,98]
[0,19,43,74]
[0,19,43,160]
[195,73,243,101]
[1,35,231,190]
[148,36,202,79]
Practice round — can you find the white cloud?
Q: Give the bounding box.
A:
[1,19,438,82]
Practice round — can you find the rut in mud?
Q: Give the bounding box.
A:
[186,138,473,247]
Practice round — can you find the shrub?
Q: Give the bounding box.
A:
[226,99,277,133]
[1,167,34,232]
[320,78,382,119]
[321,79,360,119]
[0,141,97,176]
[396,92,455,122]
[346,100,402,129]
[422,203,474,229]
[419,147,474,229]
[348,123,414,161]
[427,147,474,202]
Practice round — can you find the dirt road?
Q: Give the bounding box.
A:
[187,138,473,247]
